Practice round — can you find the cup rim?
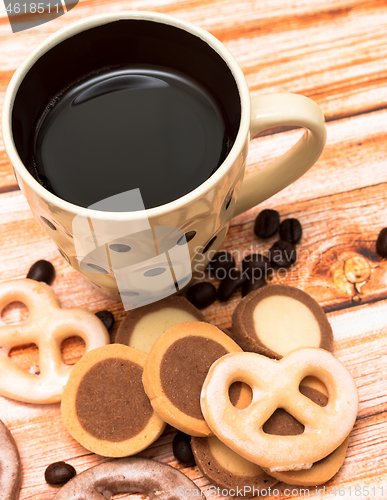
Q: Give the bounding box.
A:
[2,10,251,221]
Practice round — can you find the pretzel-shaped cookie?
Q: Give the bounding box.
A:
[54,457,205,500]
[0,279,109,404]
[201,348,358,472]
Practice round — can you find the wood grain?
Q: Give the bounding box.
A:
[0,0,387,499]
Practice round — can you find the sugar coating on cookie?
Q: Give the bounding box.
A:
[201,348,358,471]
[231,284,333,359]
[0,419,22,500]
[61,344,165,457]
[115,295,205,352]
[0,278,109,404]
[193,383,346,490]
[53,457,204,500]
[143,321,250,437]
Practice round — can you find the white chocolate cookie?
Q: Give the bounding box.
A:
[201,348,358,471]
[0,279,109,404]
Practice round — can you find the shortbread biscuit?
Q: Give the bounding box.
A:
[116,296,205,352]
[143,321,250,437]
[201,348,358,471]
[0,419,22,500]
[231,285,333,359]
[191,435,278,495]
[262,436,350,486]
[54,457,204,500]
[61,344,165,457]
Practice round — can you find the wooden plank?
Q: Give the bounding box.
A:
[2,92,387,199]
[1,1,387,126]
[2,108,387,321]
[0,0,386,498]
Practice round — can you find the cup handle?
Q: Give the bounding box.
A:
[233,93,326,217]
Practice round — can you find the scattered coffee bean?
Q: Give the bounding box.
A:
[269,240,297,267]
[254,209,280,239]
[26,260,55,285]
[279,218,302,244]
[217,269,246,302]
[173,432,196,467]
[187,282,217,309]
[242,277,267,297]
[207,251,236,279]
[45,461,76,486]
[376,228,387,258]
[95,310,115,332]
[241,253,273,280]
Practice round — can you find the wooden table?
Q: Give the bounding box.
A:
[1,1,387,498]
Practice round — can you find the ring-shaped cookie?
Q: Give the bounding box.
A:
[201,348,358,471]
[61,344,166,457]
[143,321,250,437]
[0,419,22,500]
[53,457,204,500]
[0,279,109,403]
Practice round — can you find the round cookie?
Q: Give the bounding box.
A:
[115,295,205,352]
[192,435,278,495]
[231,285,333,359]
[142,321,251,437]
[61,344,165,457]
[0,420,22,500]
[262,437,350,486]
[53,457,204,500]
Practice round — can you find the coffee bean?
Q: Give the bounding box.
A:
[241,253,273,280]
[45,461,76,486]
[26,260,55,285]
[376,228,387,258]
[217,269,246,302]
[269,240,297,267]
[242,277,267,297]
[187,282,216,309]
[279,218,302,244]
[207,251,236,279]
[95,310,115,332]
[254,209,280,239]
[173,432,196,466]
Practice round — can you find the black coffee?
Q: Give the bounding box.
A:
[32,66,230,210]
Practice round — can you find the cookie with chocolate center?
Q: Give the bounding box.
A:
[61,344,165,457]
[231,284,333,359]
[142,322,251,437]
[115,296,205,351]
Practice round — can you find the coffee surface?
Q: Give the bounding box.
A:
[33,66,229,209]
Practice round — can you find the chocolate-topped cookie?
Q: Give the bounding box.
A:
[0,420,22,500]
[53,457,204,500]
[142,321,250,437]
[116,296,205,352]
[231,284,333,359]
[61,344,165,457]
